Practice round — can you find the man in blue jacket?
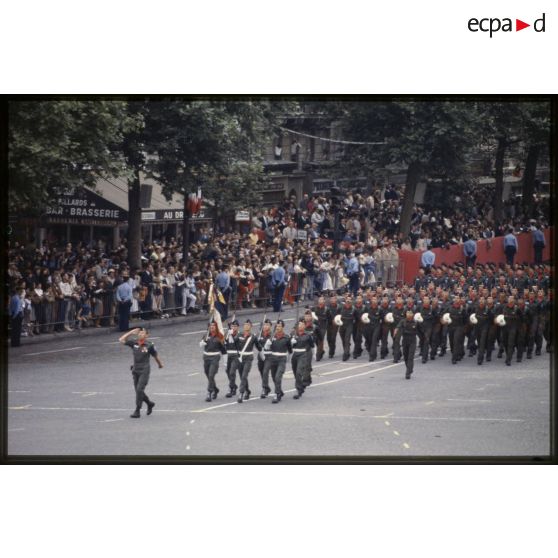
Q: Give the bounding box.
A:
[463,236,477,268]
[532,225,546,264]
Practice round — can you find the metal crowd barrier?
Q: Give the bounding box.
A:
[11,264,406,338]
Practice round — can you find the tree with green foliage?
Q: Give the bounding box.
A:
[340,101,479,237]
[8,100,138,214]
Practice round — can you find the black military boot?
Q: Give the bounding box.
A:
[205,391,212,402]
[146,401,155,415]
[293,389,303,400]
[526,352,532,359]
[497,348,504,358]
[130,409,140,418]
[272,393,282,404]
[212,388,219,400]
[369,354,376,362]
[225,387,236,398]
[237,393,243,403]
[243,390,251,400]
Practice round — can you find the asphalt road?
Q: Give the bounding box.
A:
[7,306,552,457]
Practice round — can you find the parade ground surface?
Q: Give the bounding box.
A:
[7,307,551,458]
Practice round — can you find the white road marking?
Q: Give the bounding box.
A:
[385,421,390,426]
[193,360,412,412]
[425,401,435,405]
[386,416,524,423]
[393,431,400,436]
[23,347,85,356]
[9,404,32,410]
[72,391,114,397]
[190,419,196,424]
[188,373,200,376]
[321,359,391,376]
[9,390,31,393]
[8,428,26,432]
[403,443,410,449]
[186,432,190,436]
[186,445,191,450]
[342,396,390,400]
[195,410,526,423]
[7,406,527,423]
[447,398,492,403]
[100,418,124,423]
[153,393,197,396]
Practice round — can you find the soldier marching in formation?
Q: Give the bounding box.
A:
[193,262,551,404]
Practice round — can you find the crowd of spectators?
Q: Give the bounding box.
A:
[7,182,550,337]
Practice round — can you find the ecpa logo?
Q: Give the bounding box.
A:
[468,13,546,37]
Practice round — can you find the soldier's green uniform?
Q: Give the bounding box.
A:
[448,302,466,364]
[267,333,292,403]
[352,303,366,358]
[125,339,158,416]
[325,299,341,358]
[338,303,355,361]
[201,335,226,401]
[291,331,315,398]
[257,328,273,397]
[396,316,418,379]
[366,302,383,362]
[236,332,261,402]
[501,302,521,366]
[313,303,329,361]
[224,330,241,397]
[472,302,493,365]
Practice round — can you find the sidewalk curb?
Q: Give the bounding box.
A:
[13,305,293,347]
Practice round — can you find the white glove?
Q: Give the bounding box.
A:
[258,351,265,362]
[291,336,298,346]
[199,340,206,348]
[264,339,272,351]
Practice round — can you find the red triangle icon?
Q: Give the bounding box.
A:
[516,19,530,31]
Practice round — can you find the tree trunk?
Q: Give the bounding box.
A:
[399,161,421,239]
[522,144,540,219]
[182,193,190,266]
[127,170,142,270]
[493,137,506,225]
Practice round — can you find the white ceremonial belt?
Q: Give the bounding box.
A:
[292,348,307,353]
[271,352,288,356]
[204,351,221,356]
[227,350,239,354]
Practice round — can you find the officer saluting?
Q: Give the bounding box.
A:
[236,320,261,403]
[199,321,226,402]
[394,310,419,379]
[119,327,163,418]
[264,319,292,404]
